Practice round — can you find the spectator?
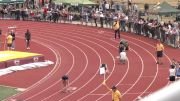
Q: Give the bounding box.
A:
[80,12,84,25]
[138,18,144,35]
[92,11,98,27]
[52,9,59,23]
[120,14,126,32]
[89,11,93,26]
[175,24,180,48]
[15,9,21,20]
[43,6,48,20]
[21,8,26,20]
[176,61,180,78]
[177,61,180,68]
[128,11,133,33]
[85,12,89,25]
[68,13,73,24]
[100,12,104,28]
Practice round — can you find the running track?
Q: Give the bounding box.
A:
[0,20,179,101]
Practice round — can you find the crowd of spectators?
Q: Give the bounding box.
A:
[0,0,179,48]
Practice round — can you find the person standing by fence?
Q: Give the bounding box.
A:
[100,12,104,28]
[92,11,98,27]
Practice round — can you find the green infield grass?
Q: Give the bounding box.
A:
[0,85,20,100]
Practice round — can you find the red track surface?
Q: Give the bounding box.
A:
[0,20,179,101]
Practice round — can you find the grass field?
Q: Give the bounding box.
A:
[0,85,20,100]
